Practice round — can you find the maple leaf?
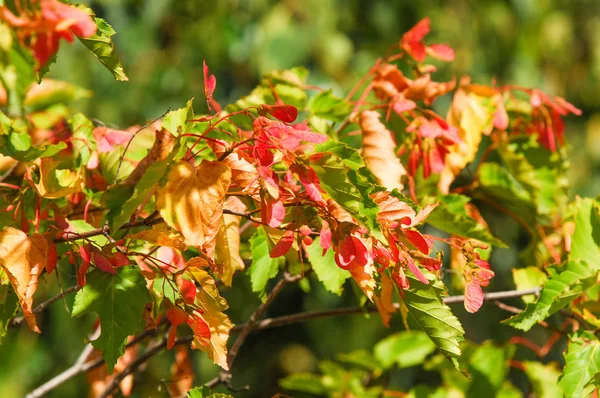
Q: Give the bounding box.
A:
[270,230,295,258]
[214,196,247,286]
[260,104,299,123]
[188,269,233,370]
[157,161,231,256]
[358,110,406,191]
[0,228,54,332]
[72,267,151,372]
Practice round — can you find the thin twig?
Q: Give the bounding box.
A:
[24,286,539,397]
[9,285,80,328]
[25,327,100,398]
[115,109,170,181]
[52,208,258,244]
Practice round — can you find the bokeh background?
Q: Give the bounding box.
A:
[3,0,600,396]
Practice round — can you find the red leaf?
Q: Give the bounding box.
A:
[464,280,484,313]
[419,257,442,271]
[78,261,90,287]
[334,235,370,271]
[320,220,332,251]
[261,196,285,228]
[400,18,430,62]
[108,252,130,268]
[404,253,429,285]
[166,307,188,327]
[180,280,196,304]
[93,252,116,274]
[262,104,298,123]
[187,311,211,346]
[46,241,57,273]
[270,230,295,258]
[405,229,430,254]
[426,44,455,61]
[79,245,92,263]
[203,61,216,99]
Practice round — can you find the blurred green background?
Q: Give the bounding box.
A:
[3,0,600,396]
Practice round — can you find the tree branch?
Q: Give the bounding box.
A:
[52,208,259,244]
[9,285,80,328]
[24,286,539,397]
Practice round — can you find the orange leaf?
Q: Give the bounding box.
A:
[222,152,259,192]
[156,161,231,256]
[188,268,233,370]
[0,228,52,332]
[359,110,406,191]
[214,196,247,286]
[127,223,186,252]
[374,272,397,327]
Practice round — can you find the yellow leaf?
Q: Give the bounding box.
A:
[33,158,83,199]
[188,268,233,370]
[359,110,405,191]
[127,223,186,252]
[222,152,259,192]
[156,161,231,256]
[441,87,495,193]
[215,196,247,286]
[0,228,50,332]
[350,263,376,302]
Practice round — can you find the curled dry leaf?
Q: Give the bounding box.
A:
[215,196,247,286]
[156,160,231,257]
[359,110,406,191]
[32,158,83,199]
[188,269,233,370]
[0,228,55,332]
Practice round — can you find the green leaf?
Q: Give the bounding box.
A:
[310,152,379,231]
[187,386,233,398]
[402,272,465,369]
[308,90,352,121]
[72,267,151,372]
[498,137,569,216]
[162,99,194,137]
[0,285,18,344]
[570,198,600,270]
[474,162,539,225]
[1,41,36,116]
[314,140,364,170]
[106,156,172,232]
[374,331,436,369]
[512,266,547,303]
[467,342,514,396]
[77,7,129,81]
[0,128,66,162]
[558,332,600,398]
[523,361,563,398]
[99,147,135,185]
[503,260,598,331]
[249,227,280,300]
[305,238,349,296]
[279,373,327,395]
[68,113,96,168]
[425,194,506,247]
[25,80,92,112]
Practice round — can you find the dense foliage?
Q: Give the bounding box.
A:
[0,1,597,397]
